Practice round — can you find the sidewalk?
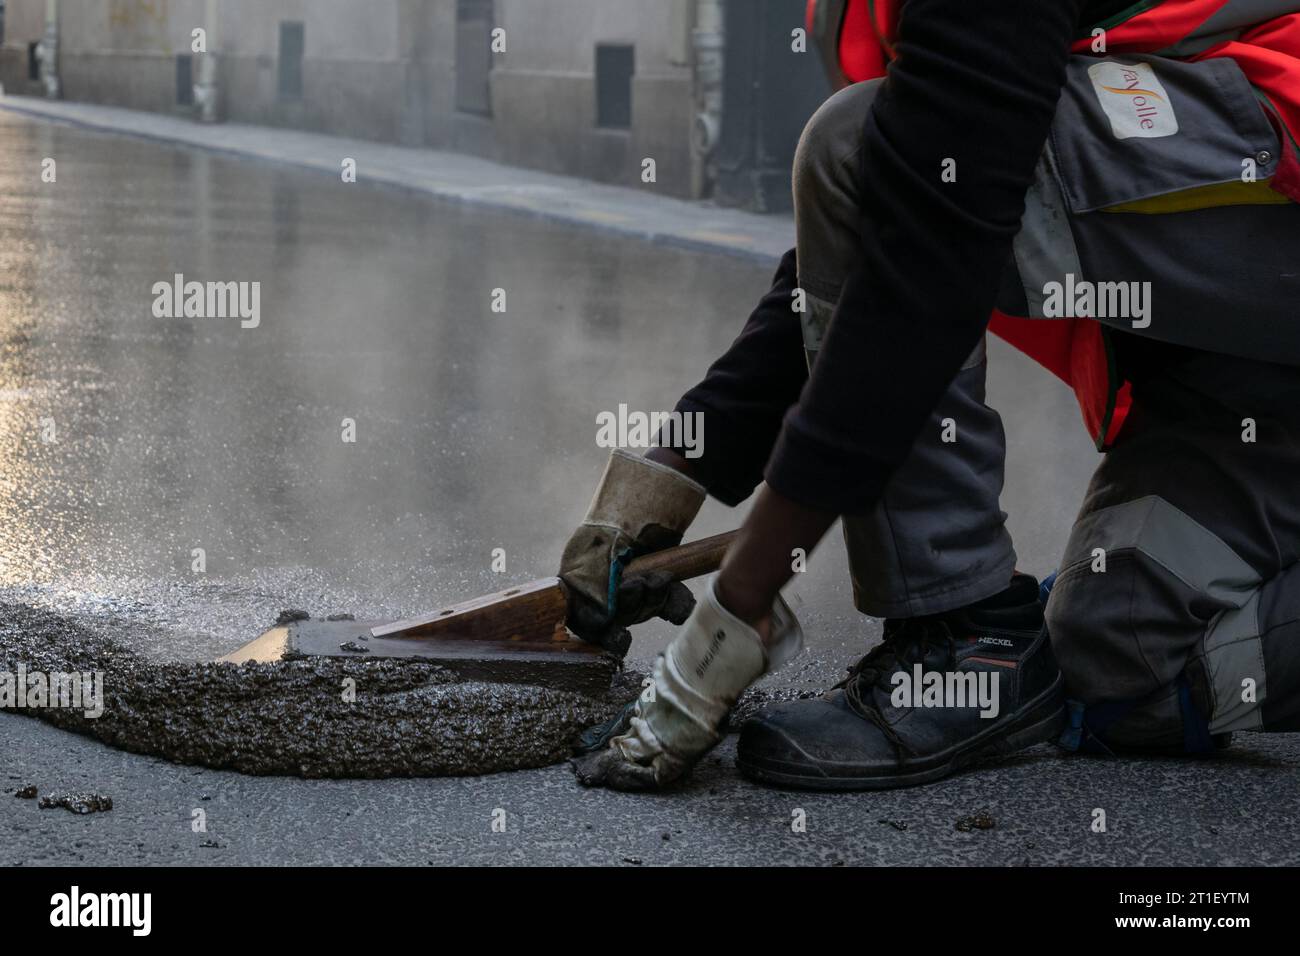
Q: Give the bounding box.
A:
[0,94,793,264]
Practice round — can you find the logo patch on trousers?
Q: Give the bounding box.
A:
[1088,61,1178,140]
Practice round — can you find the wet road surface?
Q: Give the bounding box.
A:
[0,107,1095,665]
[1,107,1297,864]
[0,108,771,663]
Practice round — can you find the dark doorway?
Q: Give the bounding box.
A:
[716,0,831,211]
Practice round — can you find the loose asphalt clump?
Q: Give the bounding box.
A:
[955,808,997,832]
[14,785,37,799]
[0,602,636,779]
[38,791,113,814]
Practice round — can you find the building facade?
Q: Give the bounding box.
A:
[0,0,827,207]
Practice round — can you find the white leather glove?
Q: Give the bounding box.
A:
[572,577,803,790]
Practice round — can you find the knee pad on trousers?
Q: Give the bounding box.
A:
[1042,571,1220,755]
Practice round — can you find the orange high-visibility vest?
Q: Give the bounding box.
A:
[811,0,1300,447]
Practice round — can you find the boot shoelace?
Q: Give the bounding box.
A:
[837,618,956,760]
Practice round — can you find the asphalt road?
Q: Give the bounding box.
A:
[1,108,1297,866]
[6,711,1299,866]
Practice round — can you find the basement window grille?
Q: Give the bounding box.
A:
[176,53,194,106]
[278,21,304,101]
[455,0,494,116]
[595,43,634,130]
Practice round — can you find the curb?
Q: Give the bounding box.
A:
[0,97,792,266]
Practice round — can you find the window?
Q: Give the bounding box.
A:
[455,0,493,115]
[278,21,304,101]
[176,53,194,106]
[595,44,634,129]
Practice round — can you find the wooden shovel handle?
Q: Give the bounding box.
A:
[624,531,738,582]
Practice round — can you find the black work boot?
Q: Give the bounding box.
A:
[737,574,1065,790]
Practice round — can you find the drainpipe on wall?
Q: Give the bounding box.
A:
[193,0,220,122]
[39,0,59,98]
[691,0,724,199]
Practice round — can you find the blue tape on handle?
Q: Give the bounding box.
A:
[606,545,638,618]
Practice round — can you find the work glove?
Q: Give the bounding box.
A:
[559,449,706,655]
[571,578,803,790]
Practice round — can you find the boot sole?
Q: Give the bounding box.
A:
[736,675,1066,792]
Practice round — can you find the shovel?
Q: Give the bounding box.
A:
[218,531,736,694]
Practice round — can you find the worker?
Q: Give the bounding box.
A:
[561,0,1300,790]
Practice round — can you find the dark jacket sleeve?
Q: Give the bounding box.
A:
[660,248,809,506]
[764,0,1084,514]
